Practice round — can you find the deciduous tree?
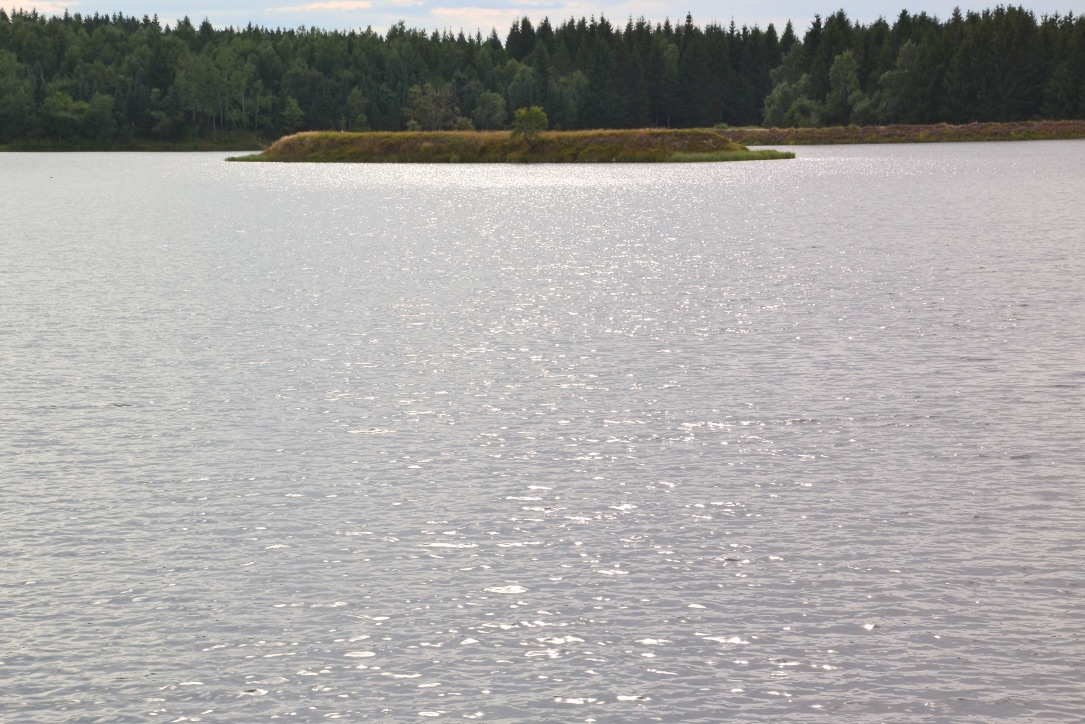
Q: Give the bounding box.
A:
[511,105,547,144]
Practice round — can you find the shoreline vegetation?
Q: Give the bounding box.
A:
[723,119,1085,145]
[5,121,1084,154]
[228,128,796,163]
[0,132,266,152]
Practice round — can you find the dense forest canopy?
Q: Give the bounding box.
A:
[0,6,1083,145]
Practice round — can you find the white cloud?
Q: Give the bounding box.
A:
[268,0,370,12]
[430,5,521,29]
[2,1,78,14]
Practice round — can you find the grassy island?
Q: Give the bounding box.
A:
[229,129,795,164]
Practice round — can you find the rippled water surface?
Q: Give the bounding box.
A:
[2,143,1084,721]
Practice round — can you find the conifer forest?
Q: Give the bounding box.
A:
[1,5,1083,145]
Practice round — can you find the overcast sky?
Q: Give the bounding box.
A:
[7,0,1081,38]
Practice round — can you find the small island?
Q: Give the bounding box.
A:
[229,128,795,164]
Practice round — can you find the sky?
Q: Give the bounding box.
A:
[5,0,1081,38]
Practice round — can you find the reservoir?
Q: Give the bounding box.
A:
[2,142,1084,720]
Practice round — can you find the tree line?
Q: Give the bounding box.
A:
[1,6,1083,144]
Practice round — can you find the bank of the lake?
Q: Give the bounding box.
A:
[230,129,795,163]
[8,121,1085,154]
[0,132,265,152]
[723,119,1085,146]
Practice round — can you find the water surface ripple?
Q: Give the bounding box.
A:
[2,143,1084,721]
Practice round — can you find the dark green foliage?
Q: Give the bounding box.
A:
[404,82,460,130]
[0,50,34,141]
[280,96,304,131]
[472,91,506,129]
[0,8,785,145]
[763,5,1085,128]
[0,6,1082,147]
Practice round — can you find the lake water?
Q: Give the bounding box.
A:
[2,142,1084,721]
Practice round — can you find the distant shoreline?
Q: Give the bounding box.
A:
[228,129,796,163]
[5,121,1084,154]
[0,134,265,152]
[723,120,1085,146]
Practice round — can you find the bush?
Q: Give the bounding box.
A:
[510,106,548,145]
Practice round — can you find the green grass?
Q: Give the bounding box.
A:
[230,128,795,163]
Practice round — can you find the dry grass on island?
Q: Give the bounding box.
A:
[230,128,795,164]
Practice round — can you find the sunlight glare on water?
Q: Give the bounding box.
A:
[1,142,1084,721]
